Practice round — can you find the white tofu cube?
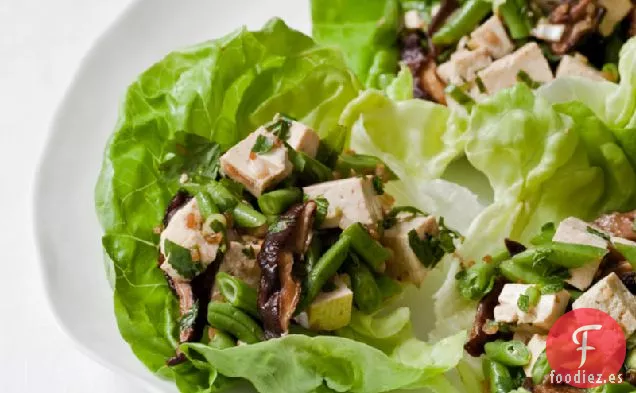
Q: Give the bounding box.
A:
[383,215,439,286]
[552,217,609,290]
[468,16,515,59]
[598,0,632,36]
[303,177,383,231]
[160,199,221,279]
[404,10,424,30]
[477,42,554,94]
[220,127,292,197]
[494,284,570,331]
[437,48,493,85]
[218,241,261,287]
[286,121,320,158]
[524,334,547,377]
[556,55,605,82]
[573,273,636,336]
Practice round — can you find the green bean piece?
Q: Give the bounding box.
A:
[376,275,402,301]
[301,236,352,309]
[342,223,391,272]
[216,272,259,318]
[287,147,333,184]
[257,188,302,216]
[305,236,323,274]
[499,259,545,284]
[543,242,607,268]
[232,202,267,228]
[532,350,551,385]
[483,358,516,393]
[498,0,531,39]
[485,340,531,366]
[205,181,240,212]
[208,329,236,349]
[346,254,383,314]
[207,302,264,344]
[456,250,509,300]
[195,191,219,219]
[432,0,492,46]
[335,153,396,179]
[445,85,475,107]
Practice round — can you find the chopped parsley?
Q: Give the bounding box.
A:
[265,115,293,141]
[530,222,556,246]
[268,214,297,234]
[383,206,425,229]
[517,70,541,89]
[517,285,540,312]
[251,135,274,155]
[179,300,199,330]
[241,246,256,259]
[164,239,204,279]
[372,175,384,195]
[313,197,329,227]
[408,218,459,268]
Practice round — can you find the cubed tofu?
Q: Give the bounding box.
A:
[573,273,636,336]
[556,55,605,82]
[220,127,292,197]
[524,334,547,377]
[468,16,515,59]
[383,215,439,286]
[494,284,570,331]
[299,277,353,331]
[598,0,632,36]
[437,48,493,85]
[160,199,221,279]
[552,217,609,290]
[287,121,320,158]
[404,9,424,30]
[212,240,261,300]
[303,177,383,231]
[477,43,554,94]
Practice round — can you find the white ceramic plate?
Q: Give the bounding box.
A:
[34,1,310,392]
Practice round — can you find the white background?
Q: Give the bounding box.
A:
[1,1,139,392]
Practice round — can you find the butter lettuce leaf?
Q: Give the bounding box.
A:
[96,18,362,392]
[311,0,400,89]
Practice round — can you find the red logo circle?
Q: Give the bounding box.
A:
[546,308,626,388]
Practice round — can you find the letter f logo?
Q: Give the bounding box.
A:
[572,325,602,368]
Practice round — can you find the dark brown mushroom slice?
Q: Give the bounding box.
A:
[258,201,316,339]
[549,0,605,55]
[419,61,447,105]
[464,278,508,357]
[427,0,460,36]
[160,191,221,365]
[594,210,636,241]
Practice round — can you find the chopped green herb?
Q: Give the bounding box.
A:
[408,218,459,268]
[372,175,384,195]
[180,300,199,330]
[540,282,564,294]
[164,239,204,279]
[251,135,274,155]
[159,133,221,183]
[475,76,487,94]
[383,206,425,229]
[530,222,556,246]
[517,286,540,312]
[268,214,297,234]
[517,70,541,89]
[313,197,329,227]
[241,246,256,259]
[265,116,293,140]
[587,226,610,241]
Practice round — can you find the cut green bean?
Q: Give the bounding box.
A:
[432,0,491,46]
[301,236,352,310]
[346,254,382,314]
[216,272,259,318]
[499,0,532,39]
[532,350,551,385]
[207,302,263,344]
[335,153,396,179]
[376,275,402,301]
[232,202,267,228]
[287,147,333,185]
[205,181,239,211]
[483,358,516,393]
[195,191,219,219]
[342,223,391,272]
[257,188,302,215]
[305,236,323,274]
[207,329,236,349]
[485,340,531,367]
[499,259,545,284]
